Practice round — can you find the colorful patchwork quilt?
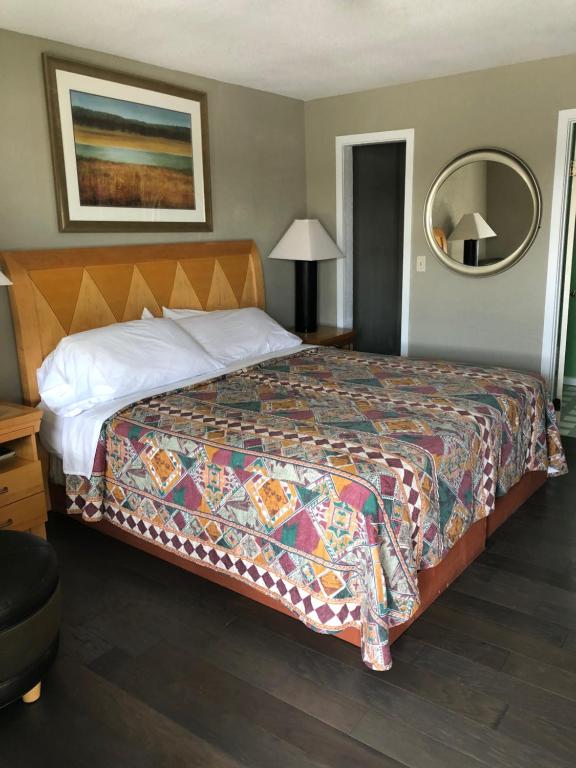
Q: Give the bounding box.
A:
[66,348,567,670]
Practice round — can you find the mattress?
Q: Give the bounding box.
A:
[64,347,567,669]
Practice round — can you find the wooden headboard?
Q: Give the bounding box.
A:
[1,240,265,406]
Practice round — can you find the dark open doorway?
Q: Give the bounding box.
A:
[352,142,406,354]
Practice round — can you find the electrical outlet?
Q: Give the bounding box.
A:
[416,255,426,272]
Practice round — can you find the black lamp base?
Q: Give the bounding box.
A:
[295,261,318,333]
[463,239,479,267]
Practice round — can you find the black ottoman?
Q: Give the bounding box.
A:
[0,531,61,707]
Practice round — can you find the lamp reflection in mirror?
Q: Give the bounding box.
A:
[0,271,13,286]
[448,212,497,267]
[269,219,343,333]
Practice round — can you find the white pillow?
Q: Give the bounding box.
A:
[163,306,207,319]
[172,307,301,365]
[141,307,155,319]
[38,318,223,416]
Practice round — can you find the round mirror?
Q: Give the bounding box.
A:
[423,149,542,276]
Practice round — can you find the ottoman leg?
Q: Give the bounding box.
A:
[22,682,41,704]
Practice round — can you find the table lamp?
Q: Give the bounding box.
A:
[269,219,343,333]
[448,212,496,267]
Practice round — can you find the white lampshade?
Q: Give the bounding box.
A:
[448,212,497,242]
[0,270,12,286]
[269,219,344,262]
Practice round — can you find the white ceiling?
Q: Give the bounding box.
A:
[1,0,575,100]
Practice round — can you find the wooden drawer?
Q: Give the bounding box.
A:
[0,492,47,532]
[0,458,44,508]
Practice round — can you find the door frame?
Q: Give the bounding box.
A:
[554,170,576,397]
[541,108,576,396]
[335,129,414,355]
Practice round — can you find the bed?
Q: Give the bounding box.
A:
[2,240,567,670]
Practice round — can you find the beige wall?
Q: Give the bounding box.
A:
[0,28,306,401]
[305,54,576,372]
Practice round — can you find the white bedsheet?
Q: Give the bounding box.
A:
[39,346,311,478]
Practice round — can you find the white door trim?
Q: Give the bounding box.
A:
[541,108,576,394]
[335,129,414,355]
[554,173,576,401]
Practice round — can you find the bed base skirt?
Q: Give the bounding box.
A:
[55,470,546,650]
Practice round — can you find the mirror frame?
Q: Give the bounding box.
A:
[423,148,542,277]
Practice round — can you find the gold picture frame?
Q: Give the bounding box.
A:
[43,54,212,233]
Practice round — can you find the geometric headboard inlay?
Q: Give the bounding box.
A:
[1,240,265,406]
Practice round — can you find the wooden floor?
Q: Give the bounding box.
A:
[1,440,575,767]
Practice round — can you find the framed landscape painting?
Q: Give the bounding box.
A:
[43,55,212,232]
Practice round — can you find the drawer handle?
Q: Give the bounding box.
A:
[0,486,8,495]
[0,518,13,529]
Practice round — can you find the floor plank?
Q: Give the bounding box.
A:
[477,549,576,592]
[351,709,488,768]
[487,537,576,574]
[435,589,570,646]
[411,645,576,730]
[498,706,576,765]
[422,601,576,674]
[405,617,510,670]
[0,657,242,768]
[93,639,404,768]
[451,562,576,629]
[204,617,571,768]
[500,652,576,701]
[215,609,508,728]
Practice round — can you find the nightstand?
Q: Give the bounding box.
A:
[295,325,355,349]
[0,403,47,538]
